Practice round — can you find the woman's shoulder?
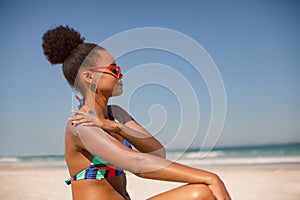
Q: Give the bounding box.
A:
[65,120,77,137]
[108,105,134,124]
[108,104,124,113]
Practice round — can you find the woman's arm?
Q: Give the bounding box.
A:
[75,124,169,174]
[70,108,166,158]
[74,125,230,200]
[117,121,166,158]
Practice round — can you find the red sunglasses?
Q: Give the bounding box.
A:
[85,66,122,78]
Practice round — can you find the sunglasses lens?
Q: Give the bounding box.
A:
[110,66,121,78]
[111,68,119,75]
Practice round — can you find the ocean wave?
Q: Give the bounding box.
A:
[176,155,300,166]
[0,157,20,163]
[184,151,226,159]
[0,155,66,167]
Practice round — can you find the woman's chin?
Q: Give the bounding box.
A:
[111,88,123,97]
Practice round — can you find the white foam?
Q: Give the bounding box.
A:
[0,157,19,163]
[176,155,300,166]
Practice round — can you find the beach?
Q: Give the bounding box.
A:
[1,163,299,200]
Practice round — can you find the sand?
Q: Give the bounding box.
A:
[0,163,299,200]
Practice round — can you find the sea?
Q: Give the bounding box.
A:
[1,143,300,167]
[167,143,300,166]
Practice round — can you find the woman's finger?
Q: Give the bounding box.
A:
[82,122,96,126]
[72,118,93,125]
[71,110,87,115]
[69,115,85,121]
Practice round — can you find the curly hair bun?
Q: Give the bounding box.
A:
[42,25,85,64]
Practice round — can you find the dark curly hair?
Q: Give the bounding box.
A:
[42,25,105,92]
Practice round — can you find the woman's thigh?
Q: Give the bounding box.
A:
[147,183,215,200]
[71,179,125,200]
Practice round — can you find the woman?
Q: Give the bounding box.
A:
[42,25,231,200]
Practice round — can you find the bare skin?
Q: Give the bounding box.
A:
[66,49,231,200]
[65,120,129,200]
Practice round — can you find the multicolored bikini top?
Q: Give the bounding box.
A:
[65,156,125,185]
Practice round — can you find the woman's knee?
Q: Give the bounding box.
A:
[185,184,215,200]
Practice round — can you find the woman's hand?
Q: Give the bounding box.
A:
[208,174,231,200]
[69,110,120,133]
[70,110,100,126]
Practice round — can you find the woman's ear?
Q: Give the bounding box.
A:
[81,71,94,84]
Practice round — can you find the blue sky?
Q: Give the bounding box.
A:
[0,0,299,156]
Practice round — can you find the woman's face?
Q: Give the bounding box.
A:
[84,50,123,97]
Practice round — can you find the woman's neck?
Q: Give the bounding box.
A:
[84,94,109,119]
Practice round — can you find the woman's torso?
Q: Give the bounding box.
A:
[64,105,132,200]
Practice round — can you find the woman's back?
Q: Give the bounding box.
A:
[64,120,131,200]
